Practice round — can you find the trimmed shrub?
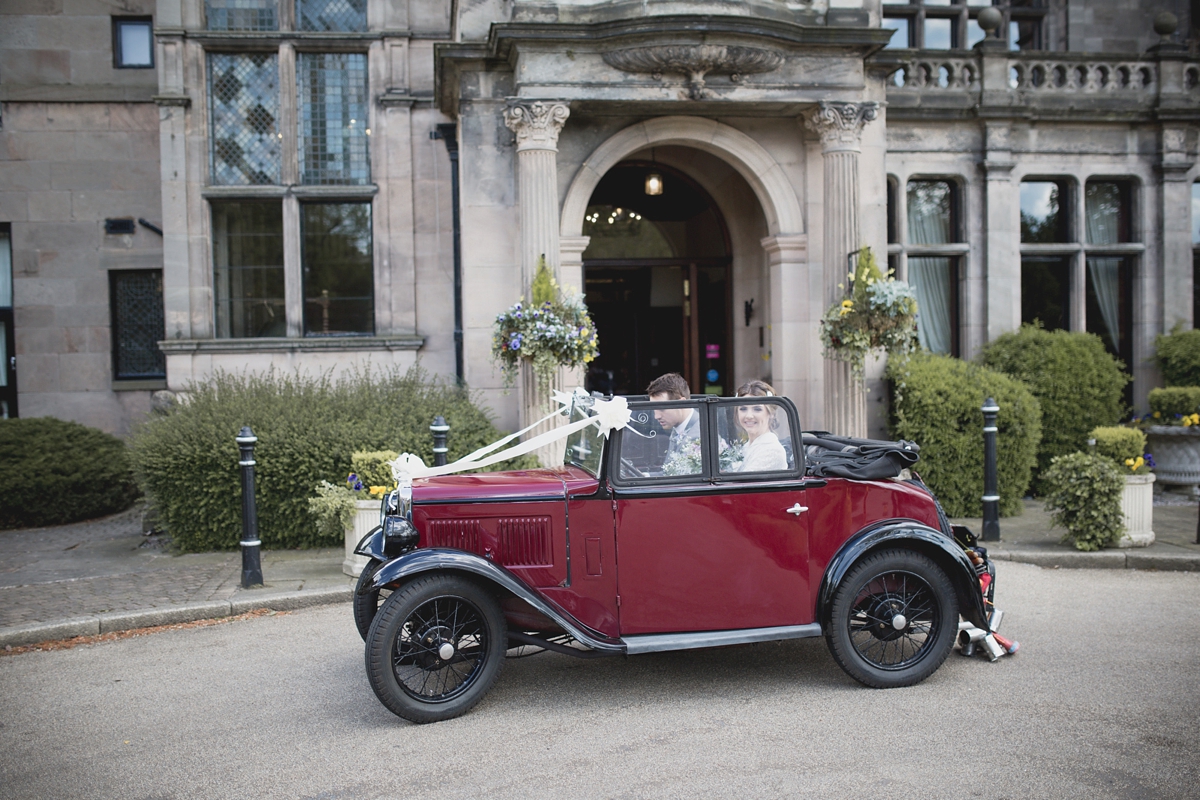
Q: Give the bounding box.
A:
[1089,426,1146,465]
[1148,387,1200,419]
[1155,328,1200,388]
[1041,452,1124,551]
[888,352,1041,517]
[0,417,139,529]
[129,366,538,552]
[350,450,399,491]
[980,325,1129,490]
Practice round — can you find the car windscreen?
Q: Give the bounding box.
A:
[563,397,605,476]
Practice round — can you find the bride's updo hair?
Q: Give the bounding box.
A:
[733,380,780,431]
[735,379,775,399]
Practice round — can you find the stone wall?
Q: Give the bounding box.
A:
[1,101,163,435]
[1067,0,1191,54]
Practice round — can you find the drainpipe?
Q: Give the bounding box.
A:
[434,123,464,385]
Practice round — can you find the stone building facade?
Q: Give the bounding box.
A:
[1,0,1197,439]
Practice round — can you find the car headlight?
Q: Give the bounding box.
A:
[383,515,419,554]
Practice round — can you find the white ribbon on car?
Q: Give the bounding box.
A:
[388,388,631,482]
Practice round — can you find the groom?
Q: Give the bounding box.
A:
[647,373,699,458]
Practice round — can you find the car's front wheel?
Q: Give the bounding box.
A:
[353,559,388,641]
[365,574,506,723]
[826,548,958,688]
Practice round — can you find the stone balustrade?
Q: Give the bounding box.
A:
[889,57,979,91]
[1008,57,1155,93]
[881,50,1200,104]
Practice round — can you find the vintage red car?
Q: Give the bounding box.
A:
[354,393,996,723]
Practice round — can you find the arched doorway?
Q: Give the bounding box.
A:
[582,161,732,396]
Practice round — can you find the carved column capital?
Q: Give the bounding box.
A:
[503,100,570,152]
[803,101,879,152]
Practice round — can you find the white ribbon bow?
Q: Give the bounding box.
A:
[389,390,630,482]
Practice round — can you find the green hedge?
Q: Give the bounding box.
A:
[1155,328,1200,387]
[888,352,1041,517]
[129,366,538,552]
[1148,387,1200,419]
[1089,425,1145,466]
[1041,452,1124,551]
[980,325,1128,491]
[0,417,139,529]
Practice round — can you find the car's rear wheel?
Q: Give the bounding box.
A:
[826,548,957,688]
[353,559,389,641]
[365,574,506,723]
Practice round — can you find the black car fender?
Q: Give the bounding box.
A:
[363,547,626,654]
[817,519,990,632]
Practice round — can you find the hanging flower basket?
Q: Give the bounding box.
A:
[819,246,919,380]
[492,257,599,392]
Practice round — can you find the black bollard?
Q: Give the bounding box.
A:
[236,426,264,588]
[981,398,1000,542]
[430,416,449,467]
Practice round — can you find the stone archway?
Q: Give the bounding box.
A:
[559,117,820,420]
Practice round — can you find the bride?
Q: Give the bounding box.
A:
[733,380,788,472]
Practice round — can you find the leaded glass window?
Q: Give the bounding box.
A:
[302,203,373,335]
[206,0,278,32]
[213,201,286,338]
[1020,180,1068,243]
[209,53,281,186]
[298,52,370,185]
[299,0,367,32]
[109,270,166,379]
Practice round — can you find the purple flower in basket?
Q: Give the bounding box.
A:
[1144,452,1156,469]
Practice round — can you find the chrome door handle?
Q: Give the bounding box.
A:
[786,503,808,516]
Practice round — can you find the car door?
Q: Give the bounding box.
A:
[611,397,815,636]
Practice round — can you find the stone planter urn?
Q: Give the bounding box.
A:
[1116,473,1155,548]
[343,499,381,577]
[1144,426,1200,491]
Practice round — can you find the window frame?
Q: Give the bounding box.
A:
[709,398,803,483]
[882,1,1049,51]
[112,17,154,69]
[610,399,714,488]
[890,176,966,357]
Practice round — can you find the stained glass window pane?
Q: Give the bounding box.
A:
[206,0,278,32]
[302,203,373,335]
[1085,182,1130,245]
[209,53,280,186]
[299,0,367,32]
[213,201,286,338]
[298,53,370,185]
[110,270,166,379]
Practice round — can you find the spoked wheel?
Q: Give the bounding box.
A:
[353,559,390,641]
[365,574,506,723]
[826,549,957,688]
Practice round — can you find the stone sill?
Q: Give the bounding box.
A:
[112,378,168,391]
[201,184,378,199]
[159,336,424,354]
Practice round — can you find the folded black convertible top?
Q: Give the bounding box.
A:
[802,431,920,481]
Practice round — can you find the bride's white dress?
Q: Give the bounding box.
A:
[738,431,788,472]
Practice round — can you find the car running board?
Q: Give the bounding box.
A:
[622,623,823,655]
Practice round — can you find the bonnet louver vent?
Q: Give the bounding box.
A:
[425,519,483,554]
[497,517,552,566]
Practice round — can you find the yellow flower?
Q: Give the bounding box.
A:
[1125,458,1135,466]
[1153,411,1161,418]
[368,485,388,497]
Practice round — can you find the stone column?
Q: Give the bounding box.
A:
[804,101,878,438]
[982,121,1020,343]
[761,235,820,422]
[503,100,570,465]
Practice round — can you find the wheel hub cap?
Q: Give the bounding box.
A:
[438,642,456,660]
[891,613,907,631]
